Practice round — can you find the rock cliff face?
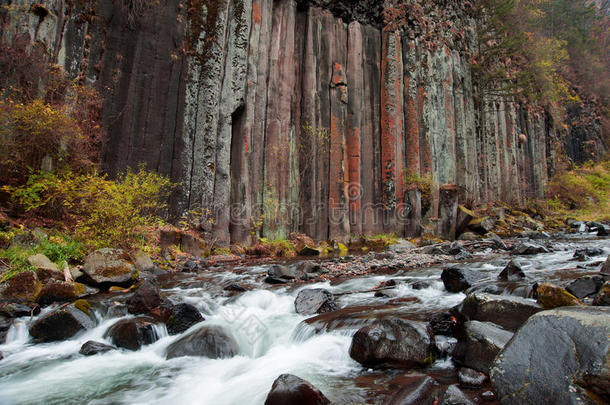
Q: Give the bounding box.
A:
[1,0,599,243]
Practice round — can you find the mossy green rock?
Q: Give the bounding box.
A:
[0,271,42,302]
[536,283,582,309]
[82,248,137,287]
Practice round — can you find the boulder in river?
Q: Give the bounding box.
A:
[349,319,435,368]
[264,374,330,405]
[0,271,42,302]
[79,340,116,356]
[490,307,610,404]
[441,267,483,293]
[294,289,338,315]
[166,303,204,335]
[29,301,96,342]
[600,256,610,279]
[126,281,164,315]
[440,384,474,405]
[166,325,237,359]
[37,281,98,305]
[574,247,604,258]
[535,282,582,309]
[82,248,137,287]
[593,281,610,306]
[0,302,40,318]
[565,276,604,299]
[453,320,513,374]
[387,374,440,405]
[454,293,543,332]
[265,264,301,283]
[497,260,525,281]
[512,242,549,255]
[104,317,159,350]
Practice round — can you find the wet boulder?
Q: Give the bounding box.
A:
[0,271,42,302]
[166,325,238,359]
[454,293,543,332]
[264,374,330,405]
[37,281,98,305]
[453,321,513,374]
[512,242,549,255]
[82,248,137,287]
[593,281,610,306]
[166,303,204,335]
[126,281,164,315]
[600,256,610,279]
[29,301,96,342]
[349,319,435,368]
[429,312,458,336]
[265,265,301,284]
[79,340,116,356]
[440,384,474,405]
[458,368,487,388]
[497,260,525,281]
[535,283,582,309]
[565,276,604,299]
[491,307,610,404]
[104,317,159,350]
[388,375,440,405]
[0,302,40,318]
[294,289,338,315]
[441,267,483,293]
[574,247,604,259]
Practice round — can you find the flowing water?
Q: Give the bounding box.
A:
[0,237,608,405]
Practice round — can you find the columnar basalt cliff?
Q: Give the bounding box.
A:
[1,0,602,243]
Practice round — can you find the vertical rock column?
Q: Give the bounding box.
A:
[437,184,459,240]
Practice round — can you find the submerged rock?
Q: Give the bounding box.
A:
[491,307,610,404]
[166,325,237,359]
[441,267,483,293]
[440,384,474,405]
[82,248,137,287]
[349,319,434,368]
[166,303,204,335]
[79,340,116,356]
[454,293,543,332]
[29,301,96,342]
[104,317,158,350]
[264,374,330,405]
[453,321,513,374]
[294,289,338,315]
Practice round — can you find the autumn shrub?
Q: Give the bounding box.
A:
[3,168,174,249]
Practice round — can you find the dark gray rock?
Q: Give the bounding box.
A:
[458,367,487,388]
[294,289,338,315]
[126,281,164,315]
[565,276,604,299]
[512,242,549,255]
[166,303,204,335]
[429,312,457,336]
[224,283,247,292]
[388,375,440,405]
[29,302,96,342]
[166,325,238,359]
[490,307,610,405]
[264,373,330,405]
[453,321,513,374]
[104,317,159,350]
[267,264,300,280]
[497,260,525,281]
[455,293,543,332]
[574,247,604,258]
[298,246,320,256]
[441,267,483,293]
[79,340,116,356]
[0,302,40,318]
[349,319,435,368]
[441,384,474,405]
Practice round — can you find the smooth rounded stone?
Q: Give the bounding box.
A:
[535,283,582,309]
[37,281,98,305]
[512,242,549,255]
[441,267,483,293]
[440,384,474,405]
[458,367,488,388]
[166,325,238,359]
[453,321,513,374]
[264,374,330,405]
[104,317,159,350]
[593,281,610,306]
[565,276,604,299]
[349,319,435,368]
[388,375,440,405]
[454,293,543,332]
[0,271,42,302]
[267,264,300,280]
[491,307,610,404]
[27,254,59,273]
[497,260,525,281]
[79,340,116,356]
[166,303,204,335]
[126,281,164,315]
[294,289,338,315]
[82,248,137,287]
[29,302,96,342]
